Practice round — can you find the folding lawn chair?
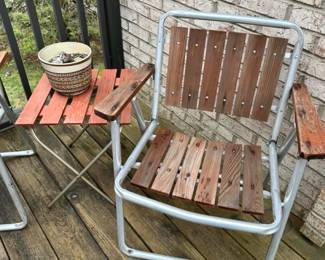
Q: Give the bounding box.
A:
[94,10,325,260]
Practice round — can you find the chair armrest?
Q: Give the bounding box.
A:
[0,51,8,69]
[292,83,325,159]
[94,63,154,120]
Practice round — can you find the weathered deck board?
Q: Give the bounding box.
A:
[0,177,58,260]
[0,239,8,260]
[0,129,107,260]
[32,126,146,259]
[51,124,205,259]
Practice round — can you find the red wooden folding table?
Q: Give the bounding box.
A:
[16,68,134,207]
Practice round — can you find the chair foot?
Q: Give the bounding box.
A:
[115,195,188,260]
[266,158,307,260]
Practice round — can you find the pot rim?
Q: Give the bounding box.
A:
[38,41,92,67]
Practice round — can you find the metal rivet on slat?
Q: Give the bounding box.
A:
[273,52,277,56]
[223,98,227,102]
[260,105,264,109]
[176,41,180,45]
[195,43,199,47]
[188,93,192,97]
[214,45,217,49]
[205,96,209,100]
[241,101,245,106]
[233,47,236,51]
[171,91,175,95]
[253,50,257,54]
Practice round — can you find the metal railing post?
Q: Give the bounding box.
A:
[0,0,32,99]
[25,0,44,50]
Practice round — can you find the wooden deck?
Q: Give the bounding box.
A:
[0,112,324,259]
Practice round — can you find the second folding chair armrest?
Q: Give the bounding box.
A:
[94,63,154,121]
[292,83,325,159]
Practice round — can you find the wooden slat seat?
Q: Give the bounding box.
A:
[131,128,265,215]
[16,69,133,126]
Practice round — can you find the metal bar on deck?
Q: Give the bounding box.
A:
[51,0,67,41]
[25,0,44,50]
[76,0,90,45]
[0,0,31,98]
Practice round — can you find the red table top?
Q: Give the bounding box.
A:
[16,69,132,126]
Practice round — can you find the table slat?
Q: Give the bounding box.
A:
[64,70,98,124]
[88,69,117,124]
[40,91,68,125]
[16,74,51,125]
[119,69,133,124]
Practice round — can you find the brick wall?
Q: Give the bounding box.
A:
[119,0,325,219]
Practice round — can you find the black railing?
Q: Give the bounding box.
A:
[0,0,124,99]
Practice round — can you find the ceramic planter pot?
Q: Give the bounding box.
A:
[38,42,92,96]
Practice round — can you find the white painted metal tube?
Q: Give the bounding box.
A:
[0,157,27,231]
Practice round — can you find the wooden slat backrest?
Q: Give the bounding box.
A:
[165,27,288,121]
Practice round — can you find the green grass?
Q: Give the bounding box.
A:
[0,0,103,108]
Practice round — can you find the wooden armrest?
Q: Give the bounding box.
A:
[95,63,154,120]
[0,51,8,69]
[292,83,325,159]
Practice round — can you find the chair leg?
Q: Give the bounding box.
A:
[115,194,188,260]
[266,158,307,260]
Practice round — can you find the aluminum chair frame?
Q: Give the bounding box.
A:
[0,95,34,231]
[110,10,305,260]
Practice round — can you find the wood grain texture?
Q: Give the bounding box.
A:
[165,27,188,107]
[172,137,206,199]
[0,51,8,69]
[292,83,325,159]
[251,37,288,121]
[181,29,206,109]
[215,32,246,114]
[64,70,98,124]
[40,91,68,125]
[131,128,173,188]
[198,31,226,111]
[15,74,51,125]
[151,132,190,195]
[88,69,117,124]
[232,34,266,117]
[242,145,264,214]
[217,143,242,210]
[119,69,133,124]
[194,141,224,205]
[94,63,154,120]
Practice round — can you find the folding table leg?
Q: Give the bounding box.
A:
[266,158,307,260]
[29,127,115,208]
[67,125,89,147]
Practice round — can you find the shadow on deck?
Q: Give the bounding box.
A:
[0,115,324,259]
